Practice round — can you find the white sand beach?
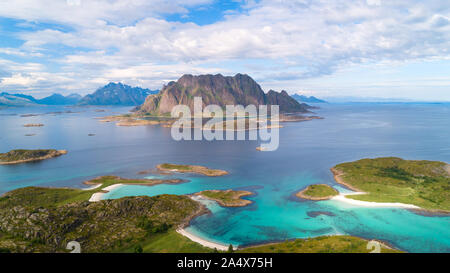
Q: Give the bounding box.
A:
[82,183,102,191]
[331,191,420,209]
[88,184,123,202]
[176,228,233,251]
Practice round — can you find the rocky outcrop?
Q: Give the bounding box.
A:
[137,74,310,115]
[0,193,201,252]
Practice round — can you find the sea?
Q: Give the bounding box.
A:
[0,102,449,252]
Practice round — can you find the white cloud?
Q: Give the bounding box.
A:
[0,0,449,99]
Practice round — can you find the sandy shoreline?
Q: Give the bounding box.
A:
[330,167,422,209]
[176,228,232,251]
[175,195,236,251]
[88,184,123,202]
[331,191,421,209]
[82,183,102,191]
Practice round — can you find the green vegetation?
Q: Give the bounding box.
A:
[138,230,211,253]
[0,184,208,253]
[0,149,67,164]
[238,236,402,253]
[0,176,185,207]
[157,163,229,176]
[296,184,338,200]
[198,190,253,207]
[333,157,450,211]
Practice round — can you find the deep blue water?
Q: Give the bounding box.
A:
[0,103,449,252]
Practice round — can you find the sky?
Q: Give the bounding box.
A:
[0,0,449,101]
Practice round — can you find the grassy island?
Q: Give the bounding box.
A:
[0,149,67,165]
[238,235,402,253]
[196,190,253,207]
[332,157,450,212]
[296,184,338,200]
[157,163,228,177]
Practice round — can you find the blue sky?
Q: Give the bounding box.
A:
[0,0,449,101]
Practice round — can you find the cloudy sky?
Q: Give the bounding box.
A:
[0,0,449,101]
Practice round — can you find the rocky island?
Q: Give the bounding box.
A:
[157,163,229,177]
[0,149,67,165]
[296,184,339,200]
[331,157,450,213]
[195,190,253,207]
[23,123,44,127]
[136,74,311,116]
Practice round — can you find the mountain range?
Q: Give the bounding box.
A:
[0,92,82,106]
[1,76,315,110]
[77,82,158,106]
[137,74,310,115]
[291,94,326,103]
[0,83,159,107]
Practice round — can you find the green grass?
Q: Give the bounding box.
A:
[200,190,251,206]
[302,184,338,198]
[334,157,450,211]
[134,230,212,253]
[0,186,206,253]
[238,236,402,253]
[201,191,237,202]
[160,163,192,171]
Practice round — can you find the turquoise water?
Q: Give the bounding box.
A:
[1,103,449,252]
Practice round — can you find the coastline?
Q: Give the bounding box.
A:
[330,192,420,209]
[330,167,450,213]
[88,184,123,202]
[195,190,253,207]
[0,149,68,165]
[176,195,234,251]
[295,184,338,201]
[176,228,231,251]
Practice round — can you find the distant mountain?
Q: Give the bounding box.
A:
[37,93,82,105]
[137,74,310,115]
[78,82,158,106]
[291,94,326,103]
[0,92,37,106]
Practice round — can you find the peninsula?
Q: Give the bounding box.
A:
[195,190,253,207]
[0,149,67,165]
[0,185,208,253]
[331,157,450,212]
[157,163,229,177]
[296,184,338,200]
